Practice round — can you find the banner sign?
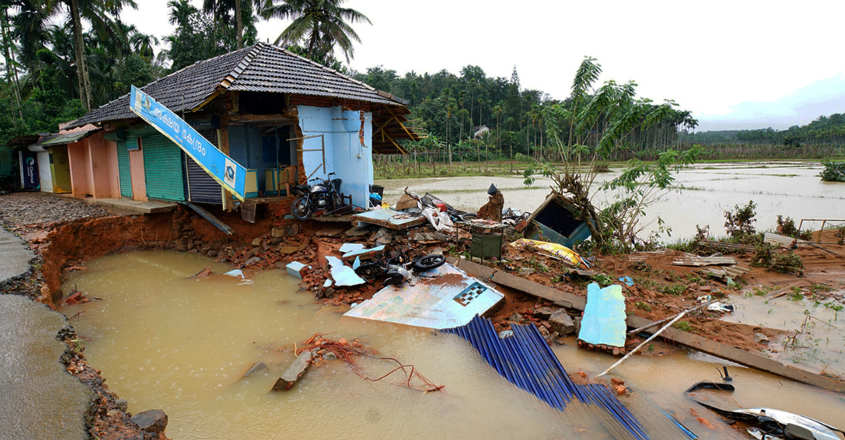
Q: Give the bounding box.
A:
[129,85,246,200]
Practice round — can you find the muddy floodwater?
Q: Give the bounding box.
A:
[377,161,845,241]
[64,251,845,439]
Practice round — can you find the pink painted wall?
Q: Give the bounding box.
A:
[129,144,147,201]
[67,141,93,198]
[66,132,122,199]
[87,132,117,199]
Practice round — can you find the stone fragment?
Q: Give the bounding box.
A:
[251,237,263,246]
[549,310,576,335]
[131,409,168,434]
[244,256,262,266]
[271,227,285,238]
[534,306,561,319]
[241,361,267,380]
[272,350,313,391]
[371,228,393,245]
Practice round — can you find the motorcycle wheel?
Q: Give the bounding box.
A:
[412,254,446,272]
[291,196,312,220]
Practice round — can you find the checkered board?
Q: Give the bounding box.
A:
[453,282,489,306]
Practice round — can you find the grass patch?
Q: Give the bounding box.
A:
[673,321,693,332]
[660,283,687,296]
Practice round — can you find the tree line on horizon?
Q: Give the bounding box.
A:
[681,113,845,147]
[2,0,812,161]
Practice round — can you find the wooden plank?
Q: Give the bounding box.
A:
[450,257,845,393]
[672,256,737,267]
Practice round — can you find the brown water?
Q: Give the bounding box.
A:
[63,251,845,439]
[377,161,845,241]
[720,290,845,378]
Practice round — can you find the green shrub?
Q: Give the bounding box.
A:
[820,161,845,182]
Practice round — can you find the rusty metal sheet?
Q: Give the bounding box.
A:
[343,263,504,329]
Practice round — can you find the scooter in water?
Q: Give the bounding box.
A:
[290,172,344,220]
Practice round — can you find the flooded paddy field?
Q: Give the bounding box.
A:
[63,251,845,439]
[377,161,845,241]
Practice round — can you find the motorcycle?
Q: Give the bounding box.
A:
[290,172,344,220]
[355,252,446,285]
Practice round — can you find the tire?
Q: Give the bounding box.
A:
[412,254,446,272]
[291,196,312,220]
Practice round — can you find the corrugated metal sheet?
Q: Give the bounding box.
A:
[142,134,185,201]
[117,139,133,198]
[442,316,650,440]
[185,155,221,204]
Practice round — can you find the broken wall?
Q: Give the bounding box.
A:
[296,105,373,208]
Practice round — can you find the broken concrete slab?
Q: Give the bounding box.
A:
[341,245,385,261]
[325,256,365,286]
[343,263,504,329]
[352,208,426,231]
[578,283,626,349]
[549,310,575,336]
[272,350,313,391]
[286,261,309,279]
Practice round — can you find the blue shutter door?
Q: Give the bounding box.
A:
[142,134,185,201]
[117,139,133,198]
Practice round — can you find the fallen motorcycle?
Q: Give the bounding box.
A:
[355,253,446,285]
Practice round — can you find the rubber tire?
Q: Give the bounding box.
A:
[291,196,312,221]
[412,254,446,272]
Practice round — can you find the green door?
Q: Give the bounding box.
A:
[116,140,133,198]
[142,134,185,201]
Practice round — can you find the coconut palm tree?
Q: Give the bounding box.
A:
[261,0,370,63]
[203,0,265,49]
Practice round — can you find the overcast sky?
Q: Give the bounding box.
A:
[121,0,845,131]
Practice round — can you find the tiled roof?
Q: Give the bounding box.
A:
[68,43,404,128]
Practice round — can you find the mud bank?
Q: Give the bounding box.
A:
[39,202,297,305]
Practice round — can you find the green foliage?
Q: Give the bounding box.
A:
[673,321,692,332]
[681,112,845,147]
[164,0,252,71]
[592,273,614,286]
[262,0,370,63]
[820,161,845,182]
[776,215,811,240]
[635,301,652,312]
[771,251,804,275]
[724,201,757,240]
[660,283,687,296]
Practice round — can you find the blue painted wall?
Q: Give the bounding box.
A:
[297,105,373,208]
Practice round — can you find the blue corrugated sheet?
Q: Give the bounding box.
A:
[442,316,649,440]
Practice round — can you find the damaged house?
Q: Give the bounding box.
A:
[66,42,419,209]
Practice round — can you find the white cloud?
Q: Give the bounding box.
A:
[123,0,845,129]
